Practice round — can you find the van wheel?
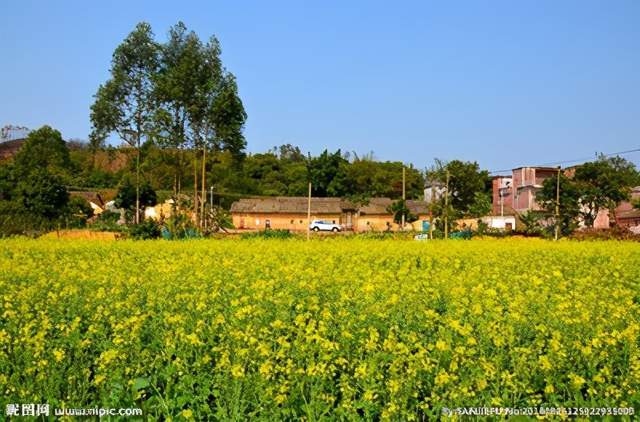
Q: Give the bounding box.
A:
[332,227,339,232]
[313,227,320,232]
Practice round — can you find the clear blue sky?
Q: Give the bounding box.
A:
[1,0,639,172]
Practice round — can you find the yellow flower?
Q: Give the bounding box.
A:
[53,349,65,362]
[538,355,552,371]
[181,409,193,419]
[231,364,245,378]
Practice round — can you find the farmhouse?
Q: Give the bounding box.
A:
[230,197,430,232]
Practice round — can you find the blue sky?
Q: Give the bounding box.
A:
[1,0,639,172]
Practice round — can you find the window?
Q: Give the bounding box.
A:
[290,219,294,224]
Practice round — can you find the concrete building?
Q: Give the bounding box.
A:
[491,176,513,216]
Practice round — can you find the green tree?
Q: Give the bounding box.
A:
[537,173,581,236]
[114,178,157,219]
[14,169,69,220]
[388,199,418,226]
[467,192,492,218]
[308,150,349,197]
[345,160,424,199]
[153,22,205,195]
[517,210,543,236]
[13,126,71,179]
[90,22,160,223]
[574,156,639,227]
[427,159,491,216]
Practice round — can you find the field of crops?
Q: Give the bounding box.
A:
[1,238,639,419]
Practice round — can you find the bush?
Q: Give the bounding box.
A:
[161,214,202,240]
[570,227,640,241]
[240,229,294,240]
[66,196,93,228]
[89,211,125,232]
[0,201,54,237]
[129,219,162,240]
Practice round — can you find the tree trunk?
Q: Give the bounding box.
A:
[201,145,206,228]
[193,153,198,225]
[135,138,140,224]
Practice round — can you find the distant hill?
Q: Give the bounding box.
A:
[0,138,25,162]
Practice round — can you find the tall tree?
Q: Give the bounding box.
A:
[537,173,581,236]
[189,37,247,225]
[427,159,491,216]
[90,22,160,223]
[13,125,71,179]
[308,150,349,197]
[574,156,639,226]
[153,22,204,196]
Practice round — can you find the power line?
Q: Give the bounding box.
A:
[489,147,640,175]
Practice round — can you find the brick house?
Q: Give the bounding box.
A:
[230,197,430,232]
[491,166,640,230]
[491,176,513,216]
[615,187,640,228]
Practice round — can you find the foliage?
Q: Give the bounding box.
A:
[90,22,159,149]
[14,170,69,220]
[129,219,162,240]
[12,126,72,179]
[430,198,459,234]
[427,159,491,216]
[114,179,157,212]
[239,229,294,239]
[537,172,581,237]
[517,210,544,236]
[308,149,349,197]
[387,199,418,225]
[467,191,492,218]
[1,239,639,419]
[201,206,234,234]
[569,227,640,241]
[160,214,201,240]
[573,156,640,227]
[89,211,125,232]
[65,196,93,228]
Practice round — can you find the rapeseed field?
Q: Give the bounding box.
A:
[0,238,639,419]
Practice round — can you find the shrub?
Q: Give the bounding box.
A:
[129,219,162,240]
[240,229,294,240]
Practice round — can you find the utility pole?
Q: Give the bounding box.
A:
[444,169,450,239]
[401,166,406,230]
[307,182,312,241]
[554,166,561,241]
[429,182,434,240]
[500,184,504,217]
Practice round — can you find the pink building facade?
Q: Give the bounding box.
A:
[491,166,640,230]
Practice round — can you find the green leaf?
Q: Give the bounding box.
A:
[133,377,150,391]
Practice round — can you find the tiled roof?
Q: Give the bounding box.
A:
[230,196,429,215]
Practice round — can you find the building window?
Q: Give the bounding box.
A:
[299,220,303,224]
[265,219,271,229]
[290,219,294,224]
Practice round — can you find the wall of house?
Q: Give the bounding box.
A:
[354,214,430,232]
[492,177,513,215]
[232,213,342,231]
[231,212,431,232]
